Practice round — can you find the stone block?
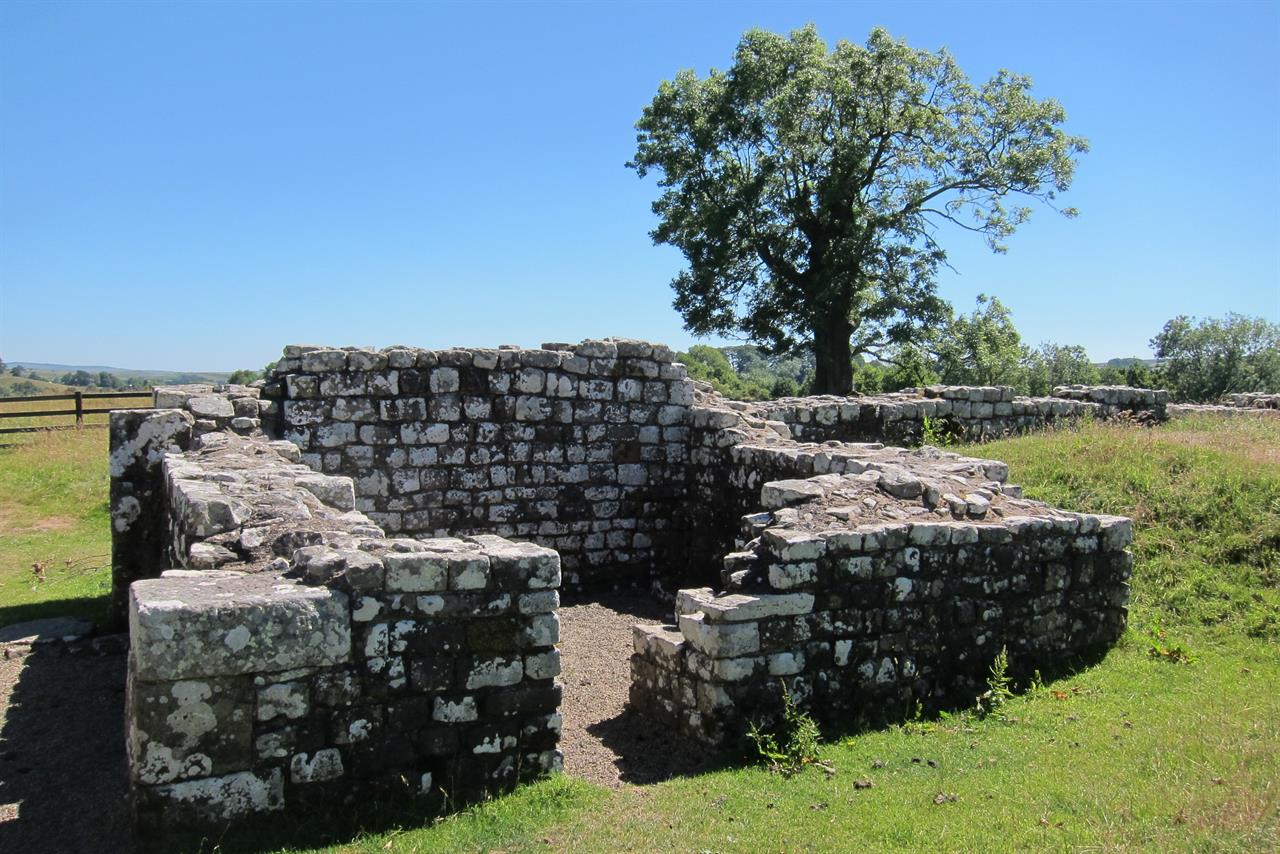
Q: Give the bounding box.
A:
[130,574,351,681]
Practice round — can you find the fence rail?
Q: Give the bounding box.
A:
[0,390,154,434]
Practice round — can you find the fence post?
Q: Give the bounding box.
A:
[75,391,84,427]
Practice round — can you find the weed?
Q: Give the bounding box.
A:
[747,682,824,776]
[921,415,962,447]
[975,646,1016,719]
[1145,617,1194,663]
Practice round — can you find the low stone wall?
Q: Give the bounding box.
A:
[261,341,694,589]
[1222,392,1280,409]
[1168,392,1280,419]
[115,413,562,832]
[631,386,1133,746]
[746,384,1169,445]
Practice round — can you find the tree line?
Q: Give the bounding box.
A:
[0,361,271,398]
[681,308,1279,404]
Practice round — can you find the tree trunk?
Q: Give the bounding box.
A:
[811,310,854,395]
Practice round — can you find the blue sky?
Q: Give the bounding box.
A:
[1,0,1277,372]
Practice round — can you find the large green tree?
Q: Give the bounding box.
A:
[630,25,1087,394]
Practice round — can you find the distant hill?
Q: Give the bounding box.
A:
[9,362,232,385]
[0,374,74,396]
[1100,357,1161,368]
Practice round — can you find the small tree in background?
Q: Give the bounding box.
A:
[1024,342,1100,395]
[1152,314,1280,402]
[934,294,1027,388]
[1098,359,1154,388]
[630,25,1086,394]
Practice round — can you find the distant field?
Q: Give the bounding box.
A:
[0,374,74,396]
[0,390,153,432]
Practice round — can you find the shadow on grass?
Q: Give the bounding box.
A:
[0,594,112,633]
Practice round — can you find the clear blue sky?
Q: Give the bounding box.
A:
[2,0,1277,372]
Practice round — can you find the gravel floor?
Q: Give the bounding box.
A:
[557,590,713,788]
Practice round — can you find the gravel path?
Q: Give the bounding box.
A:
[558,590,712,788]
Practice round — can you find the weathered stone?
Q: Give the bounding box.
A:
[129,575,350,681]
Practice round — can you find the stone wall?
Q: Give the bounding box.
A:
[1168,391,1280,419]
[261,341,694,590]
[746,385,1169,445]
[630,386,1133,746]
[113,409,562,832]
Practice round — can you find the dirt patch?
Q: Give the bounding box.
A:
[28,517,78,533]
[558,590,714,787]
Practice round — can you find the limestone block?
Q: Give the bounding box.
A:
[290,748,345,784]
[633,623,686,660]
[767,651,805,675]
[465,656,524,689]
[300,349,348,372]
[189,396,235,420]
[130,574,351,681]
[143,768,283,827]
[525,650,561,680]
[294,473,356,510]
[1098,515,1134,550]
[762,528,826,561]
[767,562,817,590]
[167,477,251,537]
[109,409,194,479]
[128,676,254,786]
[677,588,815,622]
[256,681,308,721]
[678,612,760,657]
[382,552,448,592]
[760,478,825,509]
[433,695,478,723]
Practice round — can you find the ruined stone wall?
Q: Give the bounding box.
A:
[114,409,562,832]
[261,341,694,589]
[111,340,1142,832]
[1168,391,1280,419]
[747,385,1169,445]
[632,387,1133,746]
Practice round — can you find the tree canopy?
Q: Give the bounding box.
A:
[630,25,1087,393]
[1152,314,1280,401]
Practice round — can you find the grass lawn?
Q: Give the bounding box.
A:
[0,428,114,628]
[0,416,1276,851]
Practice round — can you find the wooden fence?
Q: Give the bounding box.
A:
[0,391,154,434]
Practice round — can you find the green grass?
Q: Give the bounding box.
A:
[0,428,113,627]
[0,416,1276,851]
[965,416,1280,640]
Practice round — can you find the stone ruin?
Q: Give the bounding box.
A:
[1167,391,1280,418]
[109,338,1161,833]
